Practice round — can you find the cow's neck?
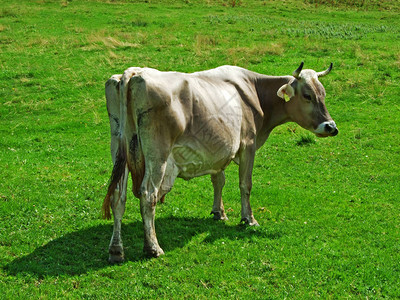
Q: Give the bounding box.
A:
[253,75,292,149]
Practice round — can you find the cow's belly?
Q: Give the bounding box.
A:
[171,143,235,180]
[170,121,240,180]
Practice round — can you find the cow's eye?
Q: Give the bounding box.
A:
[303,94,312,101]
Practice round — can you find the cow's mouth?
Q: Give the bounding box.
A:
[315,129,338,138]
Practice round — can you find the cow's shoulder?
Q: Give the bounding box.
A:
[198,66,264,135]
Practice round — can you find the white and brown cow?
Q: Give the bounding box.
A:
[103,63,338,262]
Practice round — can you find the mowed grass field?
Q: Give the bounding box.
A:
[1,0,399,298]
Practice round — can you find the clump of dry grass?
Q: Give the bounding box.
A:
[0,25,9,32]
[222,0,242,7]
[194,34,219,55]
[227,43,285,65]
[305,0,399,10]
[86,30,140,50]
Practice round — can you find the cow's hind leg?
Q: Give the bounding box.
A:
[139,160,168,258]
[211,171,228,220]
[136,98,184,257]
[139,135,172,257]
[109,166,129,263]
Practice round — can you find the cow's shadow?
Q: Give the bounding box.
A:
[4,216,281,278]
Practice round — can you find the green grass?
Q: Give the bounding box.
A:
[1,0,399,298]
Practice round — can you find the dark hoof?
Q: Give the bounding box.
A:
[109,245,124,264]
[109,254,125,264]
[143,246,164,258]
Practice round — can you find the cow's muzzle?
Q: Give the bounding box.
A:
[315,121,338,137]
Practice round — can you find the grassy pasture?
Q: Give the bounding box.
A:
[1,0,399,298]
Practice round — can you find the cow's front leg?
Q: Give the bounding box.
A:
[109,167,128,263]
[210,171,228,220]
[239,144,259,226]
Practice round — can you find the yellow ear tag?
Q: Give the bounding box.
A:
[284,93,291,102]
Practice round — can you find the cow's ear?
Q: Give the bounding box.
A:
[277,84,295,102]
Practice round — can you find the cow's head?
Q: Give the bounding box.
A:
[277,62,338,137]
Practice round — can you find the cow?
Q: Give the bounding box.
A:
[102,62,338,263]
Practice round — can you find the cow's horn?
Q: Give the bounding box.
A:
[317,63,333,77]
[293,62,304,79]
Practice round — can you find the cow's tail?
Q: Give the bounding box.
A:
[102,135,145,219]
[129,134,145,198]
[102,142,127,219]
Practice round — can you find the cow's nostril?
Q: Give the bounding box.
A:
[324,123,338,136]
[325,123,333,132]
[325,124,336,133]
